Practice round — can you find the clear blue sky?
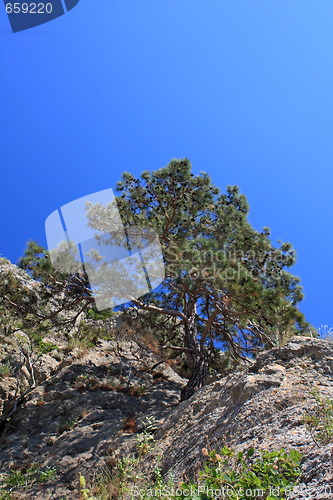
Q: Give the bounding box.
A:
[1,1,333,333]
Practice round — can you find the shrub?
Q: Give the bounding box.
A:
[86,307,115,322]
[136,416,158,458]
[57,417,80,434]
[76,444,302,500]
[177,446,302,500]
[302,388,333,446]
[0,361,13,377]
[34,338,56,355]
[128,385,147,397]
[0,464,57,499]
[79,473,95,500]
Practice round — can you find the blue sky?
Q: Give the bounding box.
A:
[1,1,333,333]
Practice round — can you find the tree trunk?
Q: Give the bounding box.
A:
[180,353,208,401]
[180,306,208,401]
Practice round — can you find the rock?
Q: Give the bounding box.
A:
[1,330,333,500]
[33,354,59,383]
[139,337,333,500]
[0,377,18,415]
[0,337,187,498]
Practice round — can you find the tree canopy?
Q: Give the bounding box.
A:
[0,242,94,342]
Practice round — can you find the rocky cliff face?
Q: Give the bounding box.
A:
[0,321,333,499]
[0,335,186,499]
[141,336,333,499]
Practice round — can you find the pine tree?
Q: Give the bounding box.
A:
[0,246,96,422]
[85,158,316,401]
[0,240,94,340]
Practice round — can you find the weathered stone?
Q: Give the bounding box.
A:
[1,295,333,500]
[33,354,59,383]
[139,337,333,500]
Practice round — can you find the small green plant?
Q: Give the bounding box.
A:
[77,372,91,382]
[72,319,116,349]
[0,492,13,500]
[0,464,56,499]
[37,340,56,354]
[38,467,57,482]
[86,307,115,322]
[79,473,95,500]
[130,456,175,500]
[115,456,142,499]
[83,378,99,391]
[302,388,333,446]
[136,431,154,458]
[57,416,80,434]
[177,446,302,500]
[0,361,13,377]
[133,385,147,397]
[136,416,158,458]
[75,374,116,393]
[64,324,104,352]
[30,332,56,354]
[78,456,143,500]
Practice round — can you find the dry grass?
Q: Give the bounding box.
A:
[318,325,333,343]
[122,416,137,433]
[75,378,116,393]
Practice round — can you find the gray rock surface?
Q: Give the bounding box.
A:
[139,337,333,499]
[1,312,333,499]
[0,337,186,499]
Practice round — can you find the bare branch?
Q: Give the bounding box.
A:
[128,297,188,323]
